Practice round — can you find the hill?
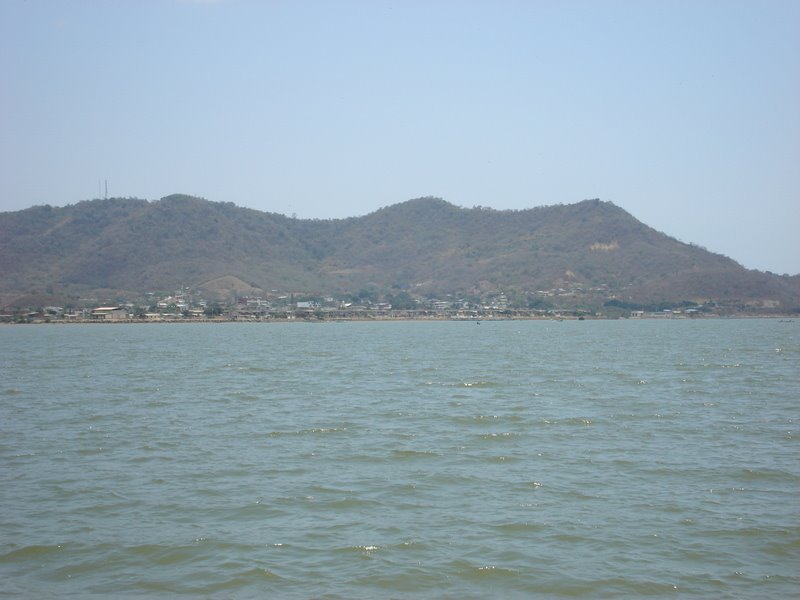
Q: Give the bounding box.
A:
[1,195,798,312]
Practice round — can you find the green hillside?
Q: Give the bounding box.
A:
[1,195,798,311]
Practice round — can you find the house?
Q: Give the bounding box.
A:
[91,306,129,321]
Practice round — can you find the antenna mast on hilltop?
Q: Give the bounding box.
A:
[105,179,108,200]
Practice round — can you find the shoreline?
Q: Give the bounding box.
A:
[2,313,796,325]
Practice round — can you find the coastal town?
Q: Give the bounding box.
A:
[1,284,743,324]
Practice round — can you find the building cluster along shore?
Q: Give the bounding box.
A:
[2,286,791,324]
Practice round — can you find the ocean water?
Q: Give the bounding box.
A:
[1,319,798,598]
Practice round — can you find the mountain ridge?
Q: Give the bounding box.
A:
[1,195,798,312]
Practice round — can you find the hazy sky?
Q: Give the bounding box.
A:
[2,0,798,274]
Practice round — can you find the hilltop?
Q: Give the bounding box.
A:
[1,195,798,313]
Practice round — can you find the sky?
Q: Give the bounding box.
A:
[1,0,798,275]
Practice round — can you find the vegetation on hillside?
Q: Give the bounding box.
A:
[1,195,798,312]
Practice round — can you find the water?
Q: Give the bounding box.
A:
[1,319,798,598]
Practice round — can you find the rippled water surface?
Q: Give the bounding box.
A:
[1,319,798,598]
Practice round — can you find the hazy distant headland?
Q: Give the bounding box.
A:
[1,195,798,319]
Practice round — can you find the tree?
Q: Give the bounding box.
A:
[204,304,223,317]
[354,287,378,304]
[386,291,416,310]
